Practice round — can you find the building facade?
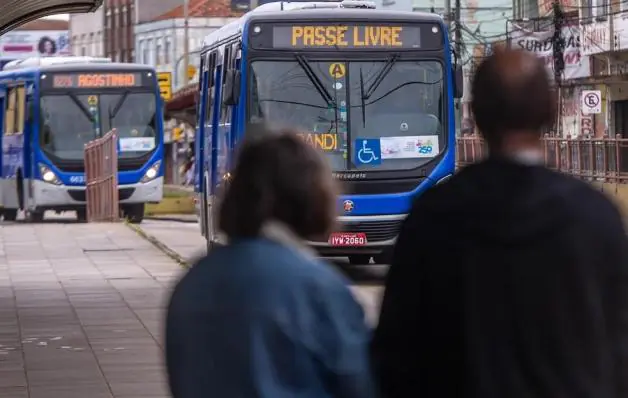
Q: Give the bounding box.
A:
[134,0,239,90]
[69,6,104,57]
[0,19,70,65]
[103,0,193,63]
[579,0,628,137]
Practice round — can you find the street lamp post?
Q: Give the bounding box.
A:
[173,49,201,89]
[183,0,190,86]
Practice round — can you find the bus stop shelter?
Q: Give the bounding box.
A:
[0,0,102,34]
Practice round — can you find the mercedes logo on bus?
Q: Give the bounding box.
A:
[343,200,354,213]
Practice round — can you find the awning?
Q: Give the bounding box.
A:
[165,82,197,126]
[0,0,103,35]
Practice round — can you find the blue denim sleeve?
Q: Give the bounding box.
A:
[314,278,376,398]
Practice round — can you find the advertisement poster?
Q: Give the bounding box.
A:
[509,24,589,80]
[0,30,70,59]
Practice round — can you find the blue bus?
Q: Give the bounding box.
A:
[0,56,164,223]
[195,0,462,264]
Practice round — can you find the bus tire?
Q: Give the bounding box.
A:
[16,172,24,210]
[76,209,87,222]
[125,203,145,224]
[3,209,17,221]
[348,255,371,265]
[27,210,44,222]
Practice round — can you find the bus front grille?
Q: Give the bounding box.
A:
[67,188,135,202]
[340,219,404,242]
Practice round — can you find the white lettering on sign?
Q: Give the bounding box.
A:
[69,176,85,184]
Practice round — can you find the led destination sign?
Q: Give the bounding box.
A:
[272,24,422,49]
[48,72,144,89]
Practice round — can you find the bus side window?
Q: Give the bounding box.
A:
[205,51,217,128]
[4,87,16,136]
[220,46,231,121]
[15,85,25,134]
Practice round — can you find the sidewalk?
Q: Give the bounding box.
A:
[0,221,182,397]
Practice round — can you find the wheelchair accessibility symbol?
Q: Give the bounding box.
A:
[354,138,382,165]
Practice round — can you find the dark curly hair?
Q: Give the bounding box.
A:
[218,124,337,241]
[38,37,57,55]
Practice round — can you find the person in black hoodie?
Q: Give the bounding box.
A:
[371,48,628,397]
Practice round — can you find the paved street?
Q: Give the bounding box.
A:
[136,218,386,326]
[0,219,180,398]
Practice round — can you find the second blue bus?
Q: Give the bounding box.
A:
[0,56,164,223]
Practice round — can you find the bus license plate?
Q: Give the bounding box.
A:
[328,233,367,247]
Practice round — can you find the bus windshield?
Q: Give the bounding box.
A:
[249,59,444,171]
[40,92,158,161]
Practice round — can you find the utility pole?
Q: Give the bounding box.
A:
[444,0,451,34]
[552,0,565,136]
[182,0,190,86]
[454,0,462,59]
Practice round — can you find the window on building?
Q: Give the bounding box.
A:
[142,40,150,64]
[592,0,608,20]
[122,5,128,26]
[156,39,163,66]
[164,38,171,64]
[81,47,86,56]
[72,36,79,55]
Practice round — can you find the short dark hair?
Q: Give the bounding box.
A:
[471,48,556,146]
[218,125,337,241]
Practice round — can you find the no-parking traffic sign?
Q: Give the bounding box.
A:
[581,90,601,114]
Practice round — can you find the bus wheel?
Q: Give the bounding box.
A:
[76,209,87,222]
[374,248,393,265]
[348,255,371,265]
[27,210,44,222]
[124,204,145,224]
[2,209,17,221]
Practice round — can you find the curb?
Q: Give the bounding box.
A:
[125,221,190,268]
[144,216,198,223]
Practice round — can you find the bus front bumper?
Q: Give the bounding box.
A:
[30,177,163,210]
[307,214,406,256]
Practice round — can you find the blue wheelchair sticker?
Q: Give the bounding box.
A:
[354,138,382,165]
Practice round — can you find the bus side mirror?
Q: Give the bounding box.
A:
[454,66,463,99]
[223,69,241,106]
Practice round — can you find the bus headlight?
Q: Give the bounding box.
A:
[39,164,61,185]
[141,161,161,183]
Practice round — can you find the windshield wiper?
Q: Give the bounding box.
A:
[110,90,130,119]
[67,92,95,122]
[108,91,130,133]
[295,54,334,106]
[359,68,366,127]
[363,54,400,100]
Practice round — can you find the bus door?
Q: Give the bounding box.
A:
[23,83,35,208]
[1,83,25,209]
[214,44,236,205]
[230,44,241,151]
[200,50,218,238]
[194,54,206,193]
